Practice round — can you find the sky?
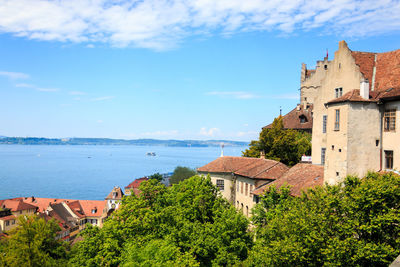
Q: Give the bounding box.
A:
[1,0,400,141]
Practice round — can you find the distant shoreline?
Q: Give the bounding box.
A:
[0,137,248,147]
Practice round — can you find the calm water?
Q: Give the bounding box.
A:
[0,145,246,200]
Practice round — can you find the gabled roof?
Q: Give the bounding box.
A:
[253,163,324,196]
[197,156,289,180]
[10,197,75,212]
[0,199,37,212]
[263,105,313,131]
[78,200,105,217]
[125,177,149,189]
[105,187,124,200]
[48,203,77,229]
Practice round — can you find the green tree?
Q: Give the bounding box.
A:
[148,172,163,182]
[246,172,400,266]
[169,166,197,185]
[0,215,69,267]
[70,176,252,266]
[242,116,311,166]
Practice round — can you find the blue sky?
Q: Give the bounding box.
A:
[1,0,400,141]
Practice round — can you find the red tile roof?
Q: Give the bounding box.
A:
[125,177,149,189]
[78,200,105,218]
[351,51,376,84]
[0,215,16,221]
[11,197,74,212]
[197,156,289,180]
[0,199,37,212]
[253,163,324,196]
[351,48,400,92]
[327,89,381,104]
[263,105,313,131]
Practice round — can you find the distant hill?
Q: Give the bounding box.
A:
[0,135,6,138]
[0,137,248,147]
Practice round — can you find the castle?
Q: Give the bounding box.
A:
[300,40,400,184]
[198,40,400,217]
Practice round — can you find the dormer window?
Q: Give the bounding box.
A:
[91,207,97,214]
[335,88,343,98]
[299,115,307,123]
[113,192,117,198]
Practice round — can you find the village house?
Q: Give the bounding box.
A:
[197,156,288,216]
[105,186,124,213]
[125,177,149,196]
[0,199,37,232]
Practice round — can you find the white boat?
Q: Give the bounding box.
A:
[146,152,156,156]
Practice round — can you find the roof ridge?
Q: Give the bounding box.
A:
[252,161,281,178]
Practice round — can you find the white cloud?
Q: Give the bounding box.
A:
[15,82,59,92]
[91,96,115,101]
[0,71,29,79]
[15,83,35,88]
[86,44,95,48]
[0,0,399,50]
[207,91,259,99]
[199,127,220,137]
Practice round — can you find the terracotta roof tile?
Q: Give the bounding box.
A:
[78,200,105,217]
[125,177,149,189]
[327,89,381,104]
[351,51,376,83]
[11,197,75,212]
[197,156,288,180]
[263,105,313,131]
[0,199,37,212]
[0,215,16,221]
[253,163,324,197]
[375,49,400,91]
[351,48,400,92]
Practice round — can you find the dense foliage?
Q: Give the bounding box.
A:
[0,216,69,267]
[69,176,252,266]
[169,166,197,184]
[3,172,400,266]
[242,116,311,166]
[246,172,400,266]
[148,172,163,182]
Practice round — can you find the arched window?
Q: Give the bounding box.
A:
[299,115,308,123]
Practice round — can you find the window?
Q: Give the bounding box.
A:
[241,182,243,194]
[384,109,396,131]
[335,87,343,98]
[322,115,327,133]
[250,185,253,197]
[299,115,307,123]
[216,179,224,191]
[321,148,326,165]
[5,221,9,226]
[241,203,243,212]
[246,206,249,217]
[237,182,239,192]
[385,151,393,169]
[324,64,328,70]
[237,201,239,207]
[11,220,15,225]
[245,183,248,196]
[335,109,340,131]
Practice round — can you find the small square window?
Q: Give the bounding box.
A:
[216,179,224,191]
[335,88,343,98]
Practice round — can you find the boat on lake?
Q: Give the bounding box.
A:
[146,152,156,156]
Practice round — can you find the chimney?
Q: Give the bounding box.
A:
[360,79,369,100]
[260,151,266,159]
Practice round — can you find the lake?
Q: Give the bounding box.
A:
[0,145,247,200]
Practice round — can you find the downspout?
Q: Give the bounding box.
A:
[379,103,383,171]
